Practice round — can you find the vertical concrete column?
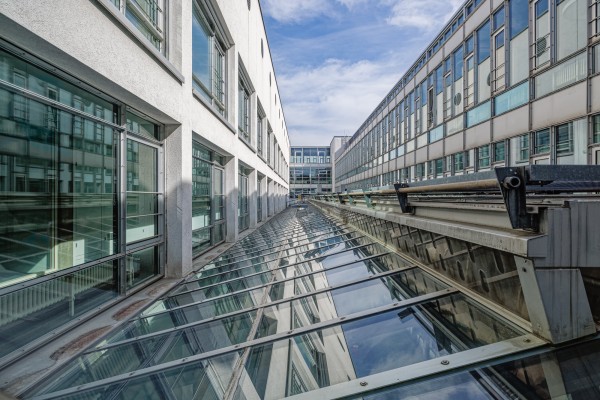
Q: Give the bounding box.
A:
[165,125,193,278]
[260,177,268,221]
[268,179,274,216]
[225,156,239,242]
[249,169,258,228]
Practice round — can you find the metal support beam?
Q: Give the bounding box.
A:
[515,258,595,343]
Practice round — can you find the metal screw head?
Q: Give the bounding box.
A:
[359,381,368,386]
[524,338,531,343]
[441,360,450,365]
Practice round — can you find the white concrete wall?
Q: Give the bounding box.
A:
[0,0,291,278]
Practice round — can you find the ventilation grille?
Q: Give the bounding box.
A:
[536,37,548,58]
[453,93,462,106]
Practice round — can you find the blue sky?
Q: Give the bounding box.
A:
[261,0,464,146]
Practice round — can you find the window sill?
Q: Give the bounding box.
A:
[97,0,185,83]
[192,88,236,134]
[239,135,256,152]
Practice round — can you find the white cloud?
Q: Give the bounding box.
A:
[384,0,464,31]
[261,0,334,23]
[280,54,409,146]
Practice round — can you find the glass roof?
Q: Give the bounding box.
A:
[28,204,555,400]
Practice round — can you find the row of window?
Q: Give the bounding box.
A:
[290,147,332,164]
[338,0,591,184]
[191,0,288,181]
[290,167,332,185]
[340,115,600,191]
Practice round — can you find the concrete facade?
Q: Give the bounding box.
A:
[0,0,289,368]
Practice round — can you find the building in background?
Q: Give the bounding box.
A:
[334,0,599,192]
[289,136,349,198]
[0,0,289,368]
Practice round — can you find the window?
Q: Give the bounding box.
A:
[192,141,225,257]
[517,134,530,161]
[556,0,587,61]
[454,152,464,171]
[109,0,166,52]
[478,145,490,169]
[509,0,528,39]
[594,115,600,144]
[494,81,529,115]
[493,141,506,163]
[493,7,505,31]
[192,3,228,116]
[466,100,491,127]
[534,129,550,154]
[477,21,491,63]
[535,52,587,98]
[238,78,251,142]
[266,128,272,164]
[257,106,264,156]
[556,123,573,155]
[238,166,250,232]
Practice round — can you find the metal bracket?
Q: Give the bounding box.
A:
[494,167,537,231]
[362,190,373,208]
[395,183,413,214]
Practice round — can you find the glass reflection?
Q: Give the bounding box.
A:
[39,312,255,392]
[237,293,521,398]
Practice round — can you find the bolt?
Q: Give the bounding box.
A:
[522,267,527,272]
[359,381,368,386]
[524,338,531,343]
[441,360,450,365]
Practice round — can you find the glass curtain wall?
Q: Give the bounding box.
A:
[192,140,225,258]
[0,46,163,361]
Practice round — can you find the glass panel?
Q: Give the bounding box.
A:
[466,100,491,126]
[126,111,158,140]
[556,0,587,60]
[126,245,158,289]
[557,118,587,164]
[127,139,157,192]
[594,115,600,144]
[509,0,528,38]
[494,81,528,115]
[0,90,117,281]
[192,5,211,99]
[446,114,464,135]
[125,8,161,51]
[127,193,158,242]
[127,140,158,243]
[0,261,117,358]
[477,20,491,63]
[0,48,114,122]
[534,129,550,154]
[33,353,238,399]
[535,52,587,98]
[478,145,490,168]
[428,125,444,142]
[239,293,521,398]
[510,133,529,165]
